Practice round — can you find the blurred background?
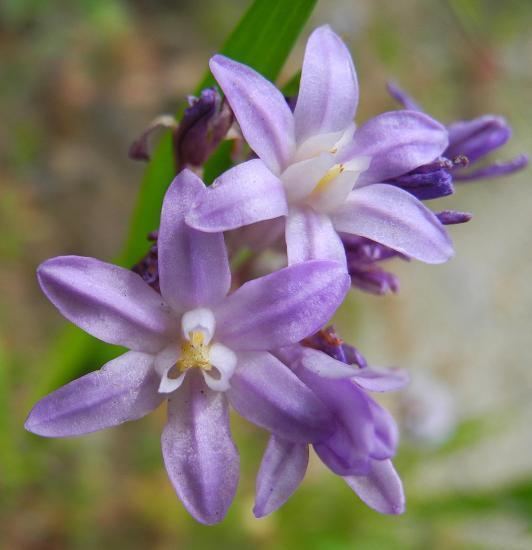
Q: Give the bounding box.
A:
[1,0,531,548]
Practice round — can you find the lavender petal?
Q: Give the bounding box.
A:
[214,261,349,351]
[228,351,334,443]
[285,206,347,267]
[209,55,295,174]
[344,459,405,515]
[158,169,230,312]
[332,184,454,264]
[340,111,448,184]
[161,372,239,525]
[294,25,358,143]
[37,256,173,353]
[186,159,287,232]
[25,351,162,437]
[254,436,308,517]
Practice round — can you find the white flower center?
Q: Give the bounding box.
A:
[156,307,237,394]
[280,123,370,214]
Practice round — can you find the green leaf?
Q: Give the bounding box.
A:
[34,0,318,399]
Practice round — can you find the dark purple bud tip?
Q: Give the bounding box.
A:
[348,266,400,296]
[174,87,234,168]
[453,154,528,182]
[435,210,472,225]
[128,115,178,162]
[342,235,405,264]
[131,230,160,292]
[385,163,454,201]
[302,326,367,368]
[446,115,511,164]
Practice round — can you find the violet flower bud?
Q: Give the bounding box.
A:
[302,326,367,368]
[131,230,160,292]
[435,210,472,225]
[384,158,455,201]
[348,265,400,296]
[128,115,178,162]
[174,88,234,168]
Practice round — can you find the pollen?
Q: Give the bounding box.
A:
[313,163,345,195]
[176,330,212,373]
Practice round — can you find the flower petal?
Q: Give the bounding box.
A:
[294,25,358,143]
[352,367,410,392]
[296,365,375,475]
[344,459,405,515]
[300,348,359,378]
[209,55,295,174]
[228,351,334,443]
[254,436,308,517]
[341,111,448,183]
[186,159,287,232]
[331,184,453,264]
[37,256,173,353]
[158,169,230,312]
[25,351,162,437]
[214,261,349,350]
[161,372,239,525]
[285,207,347,267]
[368,399,399,460]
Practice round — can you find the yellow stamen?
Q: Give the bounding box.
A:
[313,163,345,195]
[176,330,211,372]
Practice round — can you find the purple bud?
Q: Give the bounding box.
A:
[302,326,367,369]
[131,231,160,293]
[174,88,233,168]
[128,115,178,162]
[342,235,405,264]
[435,210,472,225]
[453,154,528,182]
[386,82,422,112]
[348,265,400,296]
[385,160,455,201]
[446,116,511,164]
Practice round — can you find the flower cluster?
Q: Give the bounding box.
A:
[26,25,525,524]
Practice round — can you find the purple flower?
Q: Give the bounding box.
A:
[187,25,453,269]
[25,169,350,525]
[174,88,234,168]
[254,342,409,517]
[128,88,234,169]
[387,82,528,184]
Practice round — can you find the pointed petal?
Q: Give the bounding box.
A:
[344,459,405,515]
[300,348,359,378]
[228,351,333,442]
[341,111,448,183]
[332,184,453,264]
[254,436,308,517]
[209,55,295,174]
[161,373,239,525]
[298,369,374,475]
[37,256,173,353]
[286,207,347,267]
[368,399,399,460]
[352,367,410,392]
[25,351,162,437]
[158,169,230,312]
[294,25,358,143]
[214,261,349,350]
[186,159,287,232]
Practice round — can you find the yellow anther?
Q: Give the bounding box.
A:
[313,164,345,195]
[176,330,211,373]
